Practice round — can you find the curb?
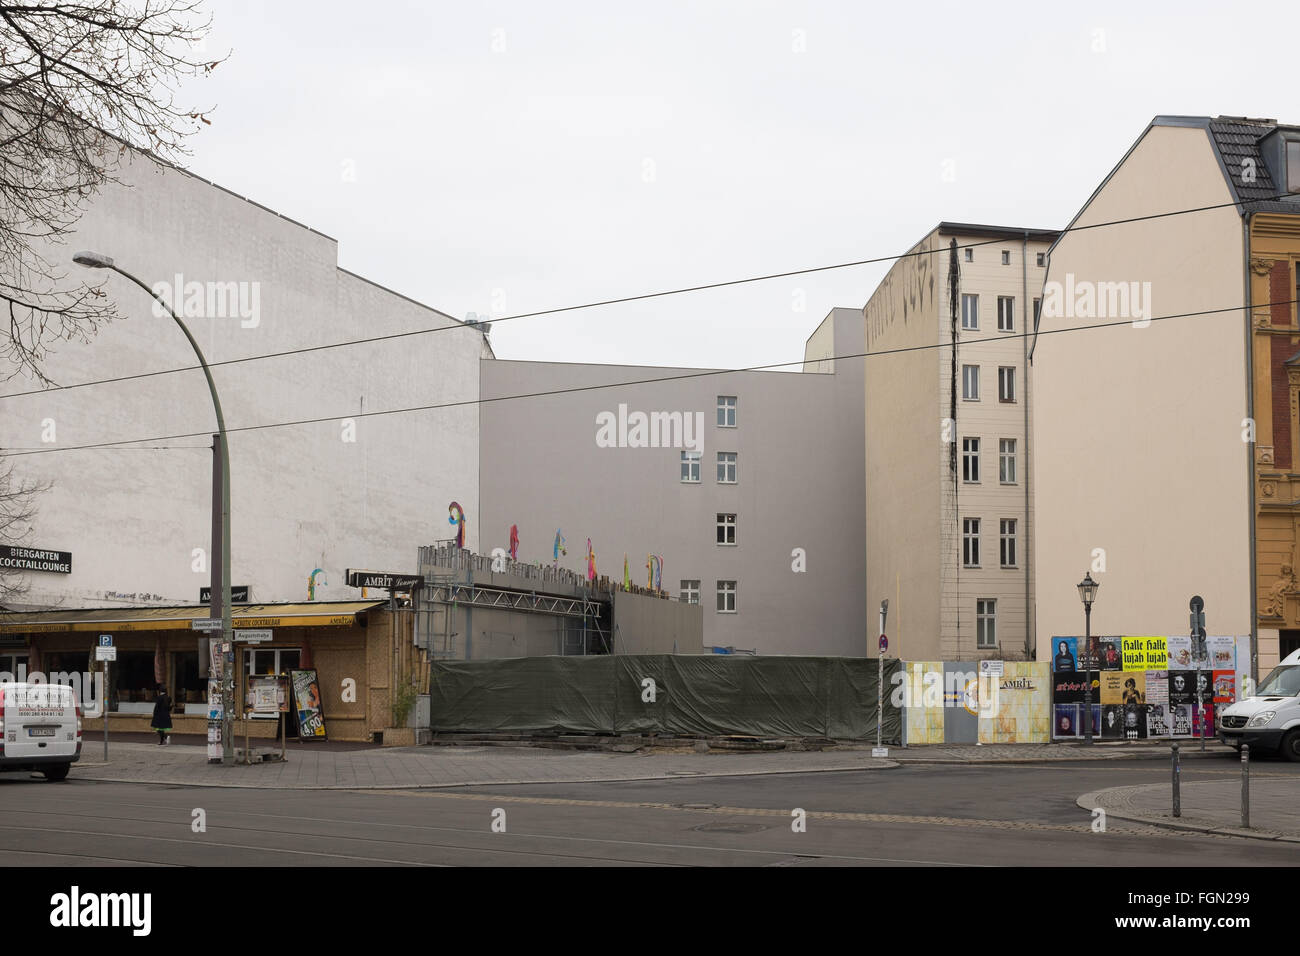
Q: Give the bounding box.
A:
[66,757,901,791]
[1077,788,1300,844]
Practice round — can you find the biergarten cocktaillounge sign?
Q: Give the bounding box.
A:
[0,546,72,574]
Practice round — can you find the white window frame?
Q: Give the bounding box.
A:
[962,517,980,568]
[962,437,980,483]
[964,247,973,262]
[999,438,1017,485]
[962,364,979,401]
[716,513,737,546]
[717,580,737,613]
[717,452,737,484]
[976,599,997,648]
[997,296,1014,332]
[1000,518,1017,568]
[961,294,979,331]
[680,580,700,605]
[717,395,737,428]
[998,366,1016,403]
[1036,252,1046,267]
[680,450,700,483]
[1001,250,1010,265]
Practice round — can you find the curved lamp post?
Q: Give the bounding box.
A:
[73,252,235,765]
[1077,571,1100,744]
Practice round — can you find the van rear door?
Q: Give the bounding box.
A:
[4,684,78,759]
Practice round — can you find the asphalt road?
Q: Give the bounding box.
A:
[2,760,1297,867]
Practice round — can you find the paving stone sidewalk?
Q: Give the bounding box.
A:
[1079,778,1300,843]
[68,743,899,790]
[65,739,1241,790]
[889,741,1236,763]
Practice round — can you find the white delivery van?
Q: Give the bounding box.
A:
[1217,649,1300,761]
[0,682,82,781]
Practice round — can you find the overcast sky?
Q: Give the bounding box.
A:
[182,0,1297,372]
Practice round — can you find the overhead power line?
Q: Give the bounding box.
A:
[0,191,1290,403]
[4,294,1289,459]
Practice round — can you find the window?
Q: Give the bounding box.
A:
[999,438,1017,484]
[964,247,973,262]
[962,364,979,401]
[1000,518,1017,568]
[717,395,737,427]
[1033,298,1041,326]
[680,450,700,483]
[963,517,980,568]
[961,294,979,330]
[680,580,700,605]
[1036,252,1046,267]
[717,452,737,483]
[997,296,1014,332]
[717,580,737,613]
[1289,141,1300,194]
[998,366,1016,403]
[962,437,980,483]
[977,599,997,648]
[716,513,737,545]
[1001,250,1010,265]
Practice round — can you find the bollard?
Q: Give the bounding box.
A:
[1241,744,1250,829]
[1171,742,1181,818]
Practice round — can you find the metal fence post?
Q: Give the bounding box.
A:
[1171,742,1180,818]
[1241,744,1250,829]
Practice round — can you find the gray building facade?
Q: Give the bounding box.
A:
[478,308,866,656]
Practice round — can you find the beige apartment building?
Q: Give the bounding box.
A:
[1032,115,1300,676]
[865,223,1057,662]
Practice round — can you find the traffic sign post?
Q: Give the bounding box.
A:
[1190,596,1207,752]
[99,635,111,761]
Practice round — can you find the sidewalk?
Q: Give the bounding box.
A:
[66,738,1242,790]
[69,742,899,790]
[1080,778,1300,843]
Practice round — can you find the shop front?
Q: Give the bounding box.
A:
[0,601,414,743]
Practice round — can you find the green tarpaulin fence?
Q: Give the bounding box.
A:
[427,655,902,741]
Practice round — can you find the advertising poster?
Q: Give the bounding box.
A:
[1052,638,1078,672]
[1146,704,1170,737]
[1145,671,1168,707]
[1054,703,1078,737]
[1119,671,1146,706]
[1121,701,1147,738]
[978,663,1049,743]
[1100,671,1126,705]
[1167,636,1193,671]
[1122,636,1167,671]
[1098,637,1123,671]
[1208,635,1235,670]
[1172,704,1194,736]
[290,668,327,740]
[1193,702,1215,737]
[1054,672,1091,703]
[1213,670,1236,704]
[1100,704,1124,738]
[206,723,221,761]
[1168,671,1197,705]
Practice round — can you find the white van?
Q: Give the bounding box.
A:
[0,682,82,781]
[1217,649,1300,761]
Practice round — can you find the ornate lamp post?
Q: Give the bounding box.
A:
[1077,572,1100,744]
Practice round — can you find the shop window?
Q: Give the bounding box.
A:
[111,651,160,713]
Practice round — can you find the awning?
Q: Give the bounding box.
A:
[0,602,385,634]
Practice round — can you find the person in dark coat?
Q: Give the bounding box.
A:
[151,686,173,745]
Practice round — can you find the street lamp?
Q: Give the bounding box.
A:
[72,251,235,765]
[1076,572,1100,744]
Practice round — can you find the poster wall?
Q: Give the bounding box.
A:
[1051,635,1237,739]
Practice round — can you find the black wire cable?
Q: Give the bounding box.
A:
[4,294,1287,458]
[0,191,1290,402]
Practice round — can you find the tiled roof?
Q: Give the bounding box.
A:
[1206,117,1299,215]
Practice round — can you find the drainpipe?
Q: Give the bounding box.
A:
[1022,234,1033,660]
[1244,215,1258,685]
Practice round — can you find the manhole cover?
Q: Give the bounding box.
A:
[692,822,768,834]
